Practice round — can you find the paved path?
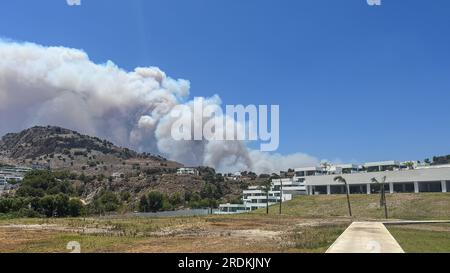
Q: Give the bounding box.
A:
[326,222,404,253]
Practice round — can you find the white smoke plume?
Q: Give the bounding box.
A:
[0,39,319,173]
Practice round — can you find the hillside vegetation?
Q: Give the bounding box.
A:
[0,126,260,212]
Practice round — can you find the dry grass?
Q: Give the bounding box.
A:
[1,193,448,253]
[388,224,450,253]
[255,193,450,220]
[0,214,349,253]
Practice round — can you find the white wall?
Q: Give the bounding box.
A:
[304,167,450,186]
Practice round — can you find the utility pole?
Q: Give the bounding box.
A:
[279,180,283,214]
[382,184,388,219]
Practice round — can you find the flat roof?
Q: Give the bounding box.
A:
[304,166,450,186]
[335,164,359,169]
[219,203,247,208]
[363,161,400,167]
[295,166,323,172]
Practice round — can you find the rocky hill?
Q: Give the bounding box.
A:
[0,126,180,173]
[0,126,252,206]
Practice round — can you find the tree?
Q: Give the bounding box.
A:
[68,198,83,217]
[120,191,131,202]
[39,195,56,217]
[371,176,388,219]
[93,190,120,214]
[0,198,13,213]
[404,161,415,170]
[169,193,183,207]
[54,193,70,217]
[321,162,331,172]
[147,191,164,212]
[139,195,149,212]
[334,176,352,217]
[17,170,76,198]
[200,183,216,199]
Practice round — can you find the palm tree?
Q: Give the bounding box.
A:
[371,176,388,219]
[404,161,415,170]
[334,176,352,217]
[321,162,331,174]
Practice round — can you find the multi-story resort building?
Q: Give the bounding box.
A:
[0,176,7,187]
[0,165,31,183]
[217,178,307,214]
[217,160,450,214]
[0,165,32,195]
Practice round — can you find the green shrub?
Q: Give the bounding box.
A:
[92,190,121,214]
[147,191,164,212]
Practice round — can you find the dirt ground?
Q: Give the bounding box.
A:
[0,216,350,253]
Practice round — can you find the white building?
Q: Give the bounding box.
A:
[305,165,450,195]
[216,177,307,214]
[216,160,450,214]
[0,177,11,195]
[0,165,31,183]
[294,166,327,178]
[112,172,124,180]
[327,164,360,175]
[0,176,6,186]
[176,167,199,176]
[363,160,401,172]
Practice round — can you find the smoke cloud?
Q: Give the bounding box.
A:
[0,39,319,173]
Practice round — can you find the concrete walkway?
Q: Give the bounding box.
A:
[326,222,404,253]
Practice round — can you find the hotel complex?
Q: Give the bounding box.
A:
[217,160,450,214]
[0,165,32,195]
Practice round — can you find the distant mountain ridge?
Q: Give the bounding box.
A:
[0,125,185,181]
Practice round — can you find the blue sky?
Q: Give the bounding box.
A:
[1,0,450,163]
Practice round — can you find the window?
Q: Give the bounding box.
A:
[393,183,414,193]
[330,185,345,194]
[349,184,367,194]
[370,183,389,194]
[312,186,327,195]
[419,182,442,193]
